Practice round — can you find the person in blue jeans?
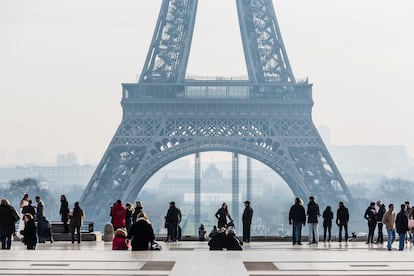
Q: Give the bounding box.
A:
[289,198,306,245]
[381,204,395,251]
[396,204,409,251]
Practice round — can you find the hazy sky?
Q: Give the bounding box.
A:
[1,0,414,164]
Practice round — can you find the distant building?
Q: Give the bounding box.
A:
[56,153,77,167]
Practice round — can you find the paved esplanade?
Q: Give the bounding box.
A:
[1,242,414,275]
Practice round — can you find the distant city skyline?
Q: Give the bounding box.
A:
[2,1,414,164]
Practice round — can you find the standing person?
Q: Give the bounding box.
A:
[22,214,37,250]
[35,196,44,222]
[396,204,409,251]
[242,200,253,243]
[70,202,84,244]
[60,195,69,233]
[404,201,411,243]
[132,201,143,223]
[0,198,20,250]
[382,204,396,251]
[111,200,126,230]
[125,202,134,232]
[376,200,386,244]
[18,194,29,239]
[307,196,320,245]
[22,200,36,217]
[322,206,333,242]
[215,203,232,228]
[336,202,349,242]
[165,201,182,242]
[127,212,155,251]
[289,198,306,245]
[364,202,377,244]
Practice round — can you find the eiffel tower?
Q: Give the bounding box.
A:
[80,0,353,227]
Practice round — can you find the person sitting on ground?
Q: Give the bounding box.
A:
[226,228,243,251]
[208,227,227,250]
[37,216,53,243]
[21,214,37,250]
[127,212,155,251]
[209,226,218,238]
[112,228,130,250]
[198,224,207,241]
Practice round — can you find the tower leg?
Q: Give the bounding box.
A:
[194,153,201,236]
[247,157,252,202]
[232,153,240,231]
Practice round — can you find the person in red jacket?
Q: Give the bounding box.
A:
[111,200,126,230]
[112,228,129,250]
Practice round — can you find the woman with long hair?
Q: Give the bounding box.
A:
[215,203,233,228]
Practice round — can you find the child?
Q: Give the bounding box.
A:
[322,206,333,242]
[112,228,130,250]
[22,214,37,250]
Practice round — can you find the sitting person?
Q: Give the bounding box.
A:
[112,228,130,250]
[127,212,155,251]
[225,229,243,250]
[198,224,207,241]
[209,226,218,238]
[208,227,227,250]
[21,214,37,250]
[37,216,53,243]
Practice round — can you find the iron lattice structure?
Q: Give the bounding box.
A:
[80,0,353,225]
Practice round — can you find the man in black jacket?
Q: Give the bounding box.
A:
[396,204,408,251]
[307,196,320,245]
[242,201,253,243]
[165,201,181,242]
[336,202,349,242]
[376,200,386,244]
[289,198,306,245]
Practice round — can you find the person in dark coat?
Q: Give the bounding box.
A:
[289,197,306,245]
[165,201,182,242]
[35,196,44,222]
[215,203,233,229]
[22,200,36,217]
[307,196,320,245]
[60,195,69,233]
[364,202,377,244]
[22,214,37,250]
[127,212,155,251]
[242,201,253,243]
[0,198,20,250]
[336,201,349,242]
[70,202,84,244]
[226,230,243,250]
[375,200,386,244]
[125,202,134,233]
[208,228,226,250]
[322,206,333,242]
[396,204,409,251]
[37,216,53,243]
[198,224,207,241]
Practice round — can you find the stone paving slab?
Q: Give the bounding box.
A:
[1,241,414,276]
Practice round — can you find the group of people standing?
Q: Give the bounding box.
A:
[365,200,413,251]
[289,196,349,245]
[0,194,85,250]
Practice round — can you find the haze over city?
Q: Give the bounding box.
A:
[1,0,414,165]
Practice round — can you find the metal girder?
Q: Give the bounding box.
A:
[237,0,295,83]
[232,153,240,229]
[194,152,201,234]
[139,0,198,83]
